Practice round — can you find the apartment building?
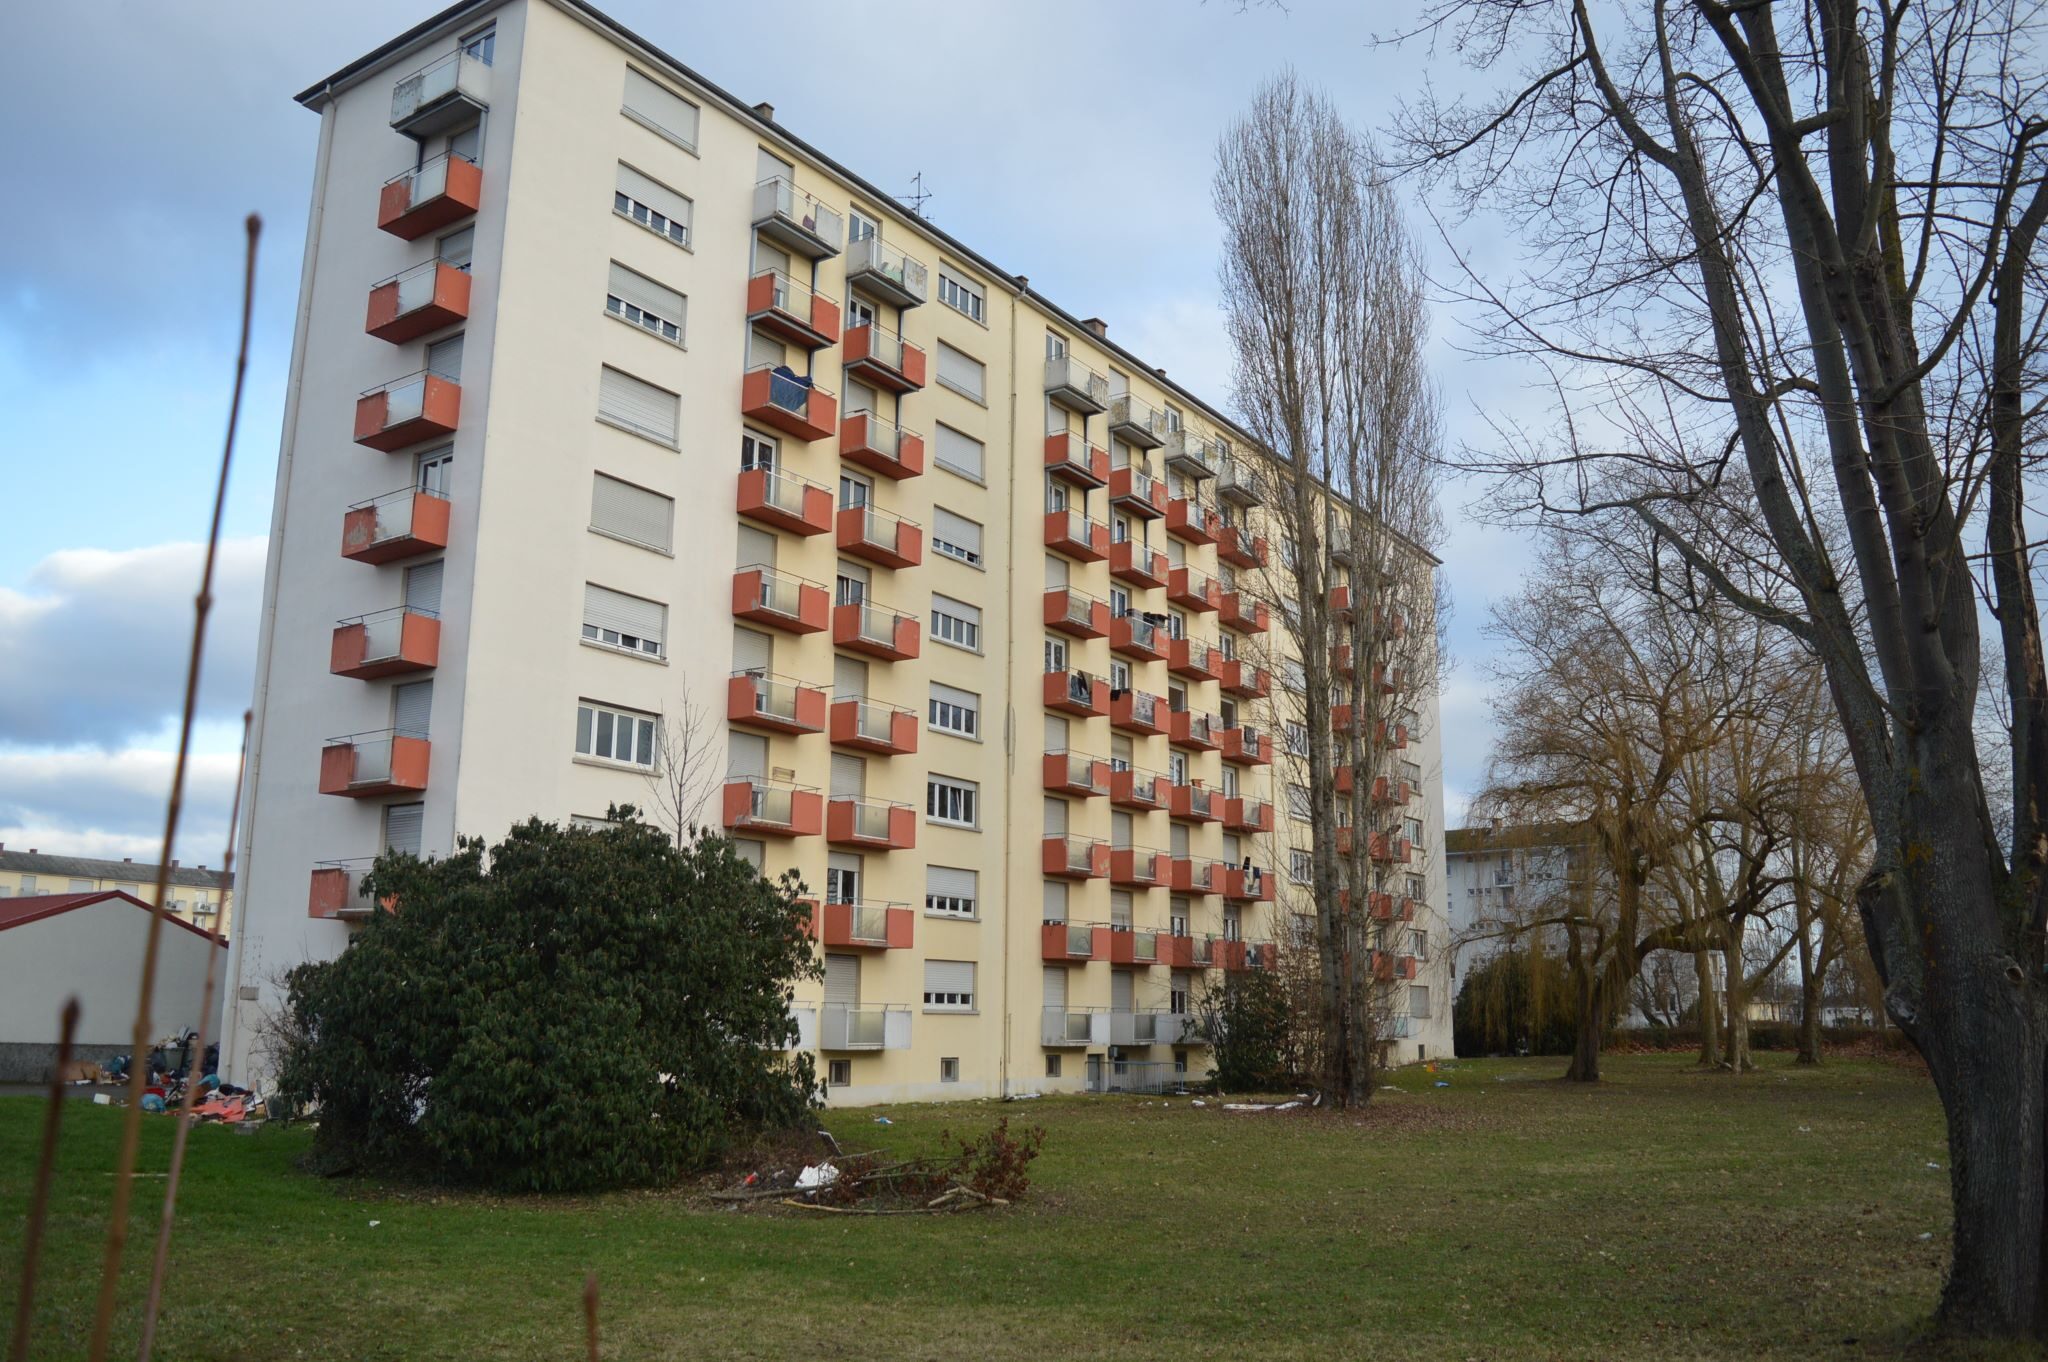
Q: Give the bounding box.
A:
[219,0,1450,1103]
[1445,822,1588,981]
[0,845,232,938]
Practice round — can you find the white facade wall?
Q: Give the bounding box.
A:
[0,900,226,1060]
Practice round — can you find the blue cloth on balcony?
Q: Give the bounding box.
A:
[769,365,812,414]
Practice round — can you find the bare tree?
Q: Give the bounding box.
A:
[642,684,719,846]
[1396,0,2048,1333]
[1215,71,1445,1108]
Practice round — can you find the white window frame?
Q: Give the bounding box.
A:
[606,262,686,345]
[926,775,980,829]
[929,683,981,740]
[931,594,981,653]
[575,701,659,770]
[937,267,985,323]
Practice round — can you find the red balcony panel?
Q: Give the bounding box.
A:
[1044,669,1108,718]
[1109,540,1168,588]
[746,271,842,349]
[1167,568,1221,613]
[839,411,926,479]
[731,569,830,634]
[1110,849,1168,887]
[378,155,482,239]
[722,780,825,837]
[1168,638,1221,682]
[1044,510,1111,562]
[1329,584,1354,617]
[1041,837,1110,879]
[1041,921,1109,962]
[1221,867,1277,903]
[1224,664,1271,700]
[308,865,396,920]
[1045,432,1109,488]
[318,735,431,798]
[726,673,828,735]
[1110,769,1165,810]
[1371,775,1416,805]
[1168,711,1219,752]
[1370,833,1413,865]
[817,901,915,950]
[1336,765,1356,796]
[826,799,918,851]
[1224,798,1275,833]
[1380,722,1410,751]
[1043,589,1110,639]
[1220,592,1268,634]
[1168,783,1220,823]
[1109,467,1168,519]
[1217,527,1269,570]
[1377,665,1406,695]
[832,602,921,661]
[1167,498,1221,545]
[1371,951,1421,982]
[1110,690,1167,736]
[1220,727,1273,766]
[354,374,460,452]
[365,263,472,345]
[829,700,919,756]
[741,368,837,441]
[1332,703,1357,733]
[330,610,440,679]
[1170,858,1218,896]
[1108,930,1163,967]
[1109,615,1168,663]
[341,490,451,565]
[736,468,833,535]
[836,505,924,569]
[1042,752,1110,798]
[842,323,926,392]
[1159,934,1200,969]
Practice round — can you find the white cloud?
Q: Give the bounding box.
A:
[0,746,243,868]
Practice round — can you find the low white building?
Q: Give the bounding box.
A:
[1444,822,1588,982]
[0,892,227,1082]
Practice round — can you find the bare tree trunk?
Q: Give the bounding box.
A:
[1722,919,1752,1074]
[1694,948,1722,1067]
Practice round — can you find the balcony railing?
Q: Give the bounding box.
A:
[1110,539,1168,587]
[1042,1008,1107,1047]
[730,567,829,633]
[1164,428,1217,479]
[1046,431,1109,488]
[1166,496,1222,546]
[1043,588,1108,638]
[1109,394,1170,448]
[1041,920,1105,961]
[1110,1009,1166,1045]
[1217,525,1269,569]
[378,153,481,239]
[365,261,471,344]
[829,697,918,755]
[1169,707,1218,749]
[1044,667,1108,717]
[722,778,823,836]
[354,371,460,451]
[342,486,450,565]
[390,48,490,136]
[741,366,837,441]
[736,466,833,536]
[726,671,827,734]
[1110,612,1165,661]
[837,503,923,569]
[746,270,841,349]
[844,234,929,307]
[1217,460,1262,505]
[1045,508,1110,561]
[843,323,926,392]
[752,176,842,258]
[1110,466,1167,518]
[819,1003,910,1050]
[1045,354,1110,414]
[1169,781,1216,822]
[841,411,925,479]
[1168,567,1221,612]
[308,858,387,920]
[331,606,440,679]
[817,899,912,949]
[1042,835,1108,879]
[827,797,917,850]
[1111,689,1165,734]
[832,598,920,660]
[319,729,430,798]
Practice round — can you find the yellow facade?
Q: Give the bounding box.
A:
[0,852,232,939]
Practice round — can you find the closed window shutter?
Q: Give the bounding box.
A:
[727,732,767,781]
[733,627,773,675]
[405,559,444,613]
[383,803,424,857]
[933,509,982,559]
[735,524,776,567]
[622,68,700,150]
[1111,971,1134,1011]
[1045,555,1069,587]
[832,655,867,697]
[392,680,433,737]
[1043,881,1068,919]
[1110,890,1133,927]
[1043,966,1067,1009]
[926,865,976,902]
[1044,714,1068,747]
[1171,824,1190,857]
[934,424,984,478]
[936,343,984,400]
[616,164,690,225]
[598,366,679,445]
[608,262,684,322]
[584,584,665,654]
[1043,797,1067,836]
[591,473,673,551]
[1171,970,1191,995]
[1111,811,1132,847]
[426,334,463,381]
[830,754,865,798]
[824,953,860,1005]
[924,959,975,997]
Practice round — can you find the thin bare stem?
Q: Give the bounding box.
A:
[583,1272,600,1361]
[8,997,80,1362]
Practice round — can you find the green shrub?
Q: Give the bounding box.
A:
[1210,969,1292,1091]
[1453,951,1578,1057]
[275,808,819,1191]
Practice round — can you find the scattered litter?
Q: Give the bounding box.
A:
[92,1093,113,1106]
[873,1116,893,1125]
[1797,1125,1812,1133]
[1918,1232,1933,1241]
[1005,1092,1042,1100]
[1433,1081,1451,1088]
[1222,1101,1303,1112]
[1190,1099,1206,1107]
[140,1093,166,1114]
[1927,1162,1942,1170]
[369,1220,382,1228]
[795,1163,840,1190]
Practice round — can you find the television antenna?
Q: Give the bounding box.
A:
[899,172,933,220]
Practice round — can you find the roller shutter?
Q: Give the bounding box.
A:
[597,366,679,446]
[591,474,673,551]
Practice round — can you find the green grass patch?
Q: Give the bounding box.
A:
[0,1054,2011,1360]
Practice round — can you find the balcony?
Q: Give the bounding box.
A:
[1224,797,1276,833]
[1110,849,1167,888]
[1045,431,1109,489]
[1042,836,1110,879]
[1109,394,1169,448]
[736,467,833,536]
[1042,1008,1109,1047]
[1110,613,1168,663]
[1372,775,1416,805]
[1043,751,1109,798]
[341,487,450,565]
[331,607,439,679]
[365,262,471,344]
[1043,668,1108,718]
[1164,428,1217,480]
[829,698,919,756]
[1169,709,1219,752]
[1372,833,1413,865]
[1158,933,1203,969]
[1169,781,1219,823]
[820,1003,911,1051]
[1166,497,1222,546]
[1223,662,1272,700]
[826,797,918,851]
[308,860,390,920]
[840,411,925,480]
[378,154,481,239]
[746,270,841,350]
[1110,540,1168,588]
[391,48,489,136]
[1109,466,1168,519]
[1167,567,1221,613]
[1217,461,1262,506]
[1110,1008,1167,1045]
[741,366,837,442]
[1168,638,1222,683]
[1045,355,1110,414]
[731,568,829,634]
[842,323,926,392]
[844,234,929,308]
[1217,526,1269,569]
[1041,922,1107,963]
[1329,584,1354,617]
[815,899,914,950]
[1044,509,1111,562]
[832,599,920,661]
[722,778,824,836]
[1110,689,1166,736]
[1110,768,1165,811]
[752,176,842,258]
[1170,858,1218,896]
[1220,866,1276,903]
[1216,940,1277,973]
[354,371,459,452]
[1219,591,1268,633]
[836,504,923,569]
[1367,892,1418,923]
[1372,951,1420,983]
[726,672,827,735]
[1043,588,1110,639]
[319,730,430,798]
[1220,725,1273,766]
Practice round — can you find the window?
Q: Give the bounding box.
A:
[931,509,983,566]
[606,262,685,344]
[929,683,981,739]
[923,960,976,1011]
[1405,817,1424,848]
[1287,784,1312,820]
[931,594,981,651]
[1045,1055,1062,1079]
[575,701,658,769]
[1411,929,1429,959]
[1286,722,1309,757]
[938,267,985,322]
[940,1057,960,1083]
[570,814,621,832]
[849,209,878,242]
[622,67,700,152]
[384,803,424,857]
[826,857,860,905]
[828,1059,851,1087]
[18,875,36,894]
[936,342,985,400]
[68,879,93,893]
[927,775,979,828]
[597,366,679,446]
[1290,849,1314,883]
[1410,985,1432,1019]
[615,163,691,247]
[590,473,674,552]
[926,866,979,918]
[437,226,474,269]
[459,24,495,62]
[1044,635,1068,673]
[740,430,777,471]
[934,424,985,480]
[582,584,666,658]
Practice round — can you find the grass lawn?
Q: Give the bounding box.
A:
[0,1052,2010,1361]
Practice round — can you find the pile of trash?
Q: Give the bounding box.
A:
[97,1030,269,1125]
[709,1121,1041,1215]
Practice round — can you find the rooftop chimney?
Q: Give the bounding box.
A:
[1083,317,1108,338]
[753,101,774,122]
[123,857,133,863]
[1154,367,1168,379]
[171,859,180,869]
[1013,275,1029,290]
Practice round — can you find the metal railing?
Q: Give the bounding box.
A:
[1041,1008,1102,1046]
[744,363,834,415]
[326,729,409,785]
[832,900,898,943]
[384,153,474,212]
[740,779,804,827]
[849,503,916,550]
[1052,590,1098,629]
[1120,690,1158,724]
[373,260,456,316]
[846,412,915,460]
[1117,467,1162,503]
[1177,784,1213,818]
[735,672,812,725]
[340,605,433,663]
[1046,921,1095,956]
[1110,394,1170,444]
[1052,507,1098,547]
[819,1003,905,1050]
[1110,1010,1164,1046]
[1050,751,1102,790]
[1049,836,1102,874]
[845,599,909,647]
[750,268,820,320]
[1177,711,1216,744]
[848,321,916,372]
[842,698,903,744]
[1045,354,1111,408]
[1119,613,1159,650]
[750,468,817,519]
[349,486,445,546]
[835,797,900,841]
[361,370,447,427]
[745,567,812,618]
[391,49,489,126]
[1165,427,1217,475]
[845,235,929,301]
[753,176,843,250]
[1088,1059,1188,1095]
[1048,667,1098,708]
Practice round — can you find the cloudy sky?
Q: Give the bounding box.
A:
[0,0,1539,866]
